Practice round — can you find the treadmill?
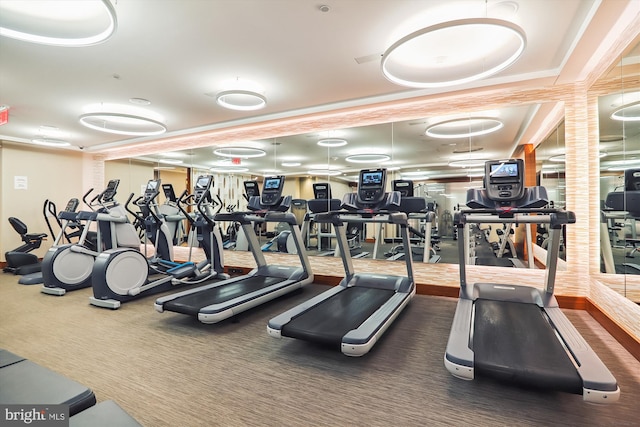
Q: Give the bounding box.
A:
[155,176,314,324]
[444,159,620,403]
[268,168,415,357]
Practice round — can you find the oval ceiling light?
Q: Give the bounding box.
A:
[210,166,249,173]
[79,113,167,136]
[426,117,504,139]
[31,138,71,147]
[216,90,266,111]
[381,18,526,88]
[317,138,348,147]
[611,101,640,122]
[281,161,301,167]
[345,154,391,163]
[158,158,183,165]
[213,147,266,158]
[307,169,342,176]
[448,158,487,168]
[0,0,117,47]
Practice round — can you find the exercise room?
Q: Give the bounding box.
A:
[1,1,639,426]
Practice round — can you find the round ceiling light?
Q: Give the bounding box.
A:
[213,147,266,158]
[210,166,249,173]
[611,101,640,122]
[317,138,348,147]
[448,158,487,168]
[31,138,71,147]
[158,158,183,165]
[0,0,117,47]
[216,90,266,111]
[79,113,167,136]
[307,169,342,176]
[426,117,504,139]
[281,161,301,167]
[381,18,526,88]
[345,154,391,163]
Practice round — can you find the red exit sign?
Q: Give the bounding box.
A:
[0,106,8,126]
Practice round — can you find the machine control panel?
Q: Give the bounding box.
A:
[261,176,285,206]
[357,168,387,206]
[485,159,525,202]
[313,183,331,200]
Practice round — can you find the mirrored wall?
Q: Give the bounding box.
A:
[597,36,640,302]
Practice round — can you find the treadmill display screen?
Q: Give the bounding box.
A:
[490,162,519,179]
[264,177,282,190]
[361,171,383,186]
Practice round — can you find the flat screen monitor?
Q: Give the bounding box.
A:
[489,162,519,180]
[196,176,212,190]
[361,170,384,186]
[264,177,282,190]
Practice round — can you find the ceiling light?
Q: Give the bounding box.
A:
[401,170,430,177]
[210,166,249,173]
[307,169,342,176]
[448,159,487,168]
[281,162,301,167]
[79,113,167,136]
[30,138,70,147]
[611,101,640,122]
[426,117,504,139]
[345,154,391,163]
[381,18,526,88]
[213,147,266,158]
[216,90,266,111]
[0,0,117,47]
[158,159,183,165]
[317,138,348,147]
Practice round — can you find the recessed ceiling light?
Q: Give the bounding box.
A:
[426,117,504,139]
[129,97,151,106]
[79,113,167,136]
[611,101,640,122]
[213,147,266,158]
[281,162,301,167]
[317,138,348,147]
[0,0,117,47]
[30,138,71,147]
[307,169,342,176]
[381,18,526,88]
[345,154,391,163]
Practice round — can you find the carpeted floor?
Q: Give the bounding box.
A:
[1,273,639,426]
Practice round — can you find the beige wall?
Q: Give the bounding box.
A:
[0,142,86,261]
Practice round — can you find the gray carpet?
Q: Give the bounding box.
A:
[1,274,639,426]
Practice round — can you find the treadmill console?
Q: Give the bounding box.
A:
[194,175,213,203]
[357,168,387,206]
[313,183,332,199]
[101,179,120,203]
[392,179,413,197]
[485,159,525,202]
[261,176,285,207]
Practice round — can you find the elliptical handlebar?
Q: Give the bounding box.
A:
[197,189,215,227]
[124,193,146,223]
[176,190,196,228]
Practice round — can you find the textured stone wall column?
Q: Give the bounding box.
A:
[564,84,595,295]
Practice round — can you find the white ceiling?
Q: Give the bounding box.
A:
[0,0,637,181]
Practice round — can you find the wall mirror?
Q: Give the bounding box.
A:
[597,36,640,303]
[105,102,563,270]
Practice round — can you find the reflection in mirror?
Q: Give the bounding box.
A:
[535,121,566,260]
[598,37,640,303]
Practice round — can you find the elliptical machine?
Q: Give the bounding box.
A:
[89,175,228,309]
[41,180,141,296]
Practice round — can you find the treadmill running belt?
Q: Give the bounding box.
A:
[281,286,395,348]
[473,299,583,394]
[163,276,286,315]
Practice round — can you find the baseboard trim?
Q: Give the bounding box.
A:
[586,299,640,361]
